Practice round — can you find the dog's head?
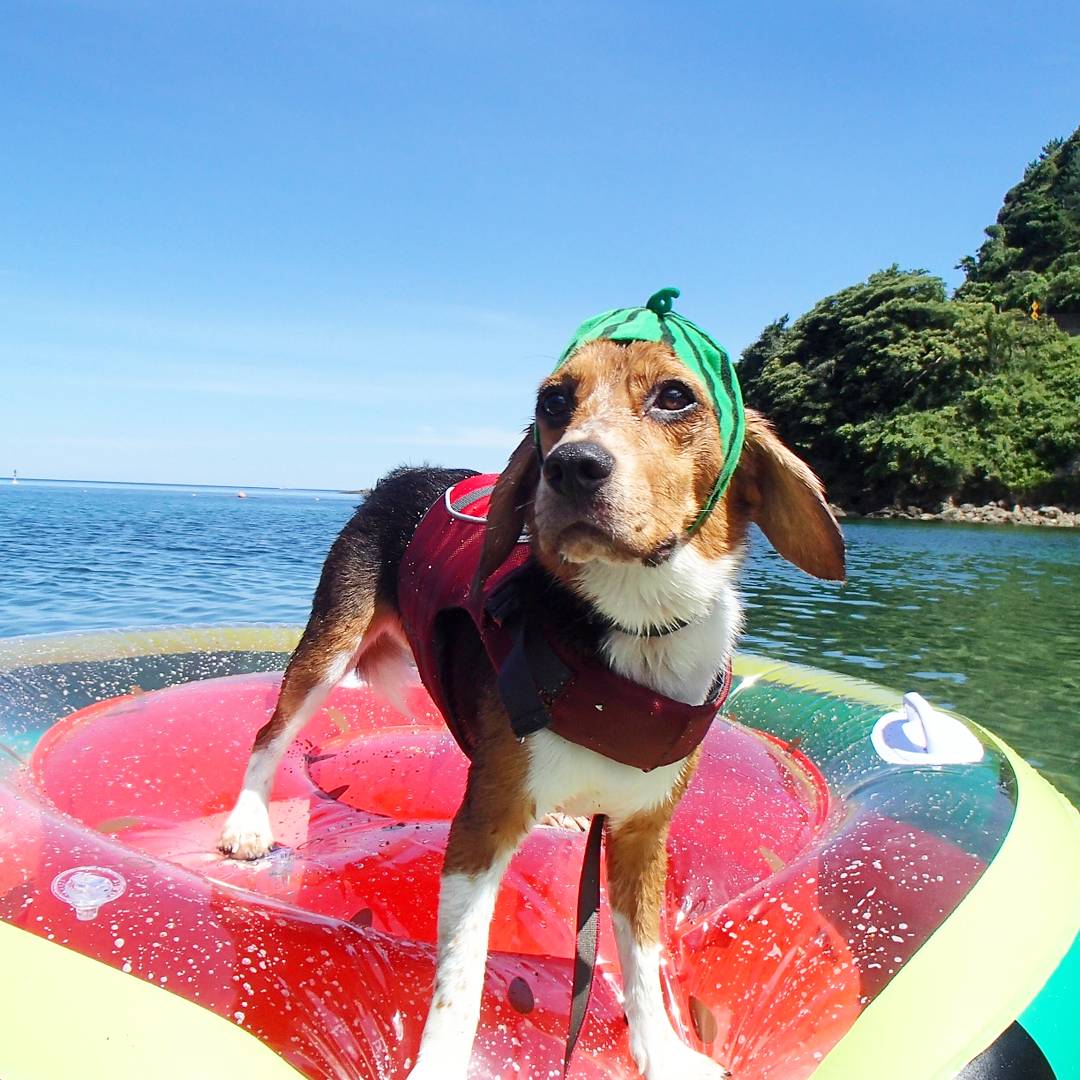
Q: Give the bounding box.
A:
[474,334,844,594]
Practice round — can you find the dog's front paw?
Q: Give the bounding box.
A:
[632,1032,731,1080]
[219,793,274,860]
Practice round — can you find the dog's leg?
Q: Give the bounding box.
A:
[607,812,731,1080]
[220,535,399,859]
[408,734,535,1079]
[219,625,358,859]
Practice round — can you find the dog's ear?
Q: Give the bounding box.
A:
[471,430,541,597]
[732,409,845,581]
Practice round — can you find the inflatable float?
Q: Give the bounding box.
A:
[0,626,1077,1079]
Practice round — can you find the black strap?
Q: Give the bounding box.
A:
[495,610,572,740]
[564,813,605,1076]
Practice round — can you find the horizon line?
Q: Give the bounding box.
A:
[4,475,362,495]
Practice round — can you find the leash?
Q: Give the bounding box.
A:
[564,812,606,1076]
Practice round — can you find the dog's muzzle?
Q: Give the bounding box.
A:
[542,441,614,505]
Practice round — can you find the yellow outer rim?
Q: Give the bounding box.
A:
[0,920,302,1079]
[0,625,300,672]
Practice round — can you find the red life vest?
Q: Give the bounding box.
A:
[398,473,729,772]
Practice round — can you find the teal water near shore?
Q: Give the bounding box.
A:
[1,479,1077,805]
[740,519,1079,804]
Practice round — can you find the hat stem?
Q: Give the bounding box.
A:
[645,287,681,314]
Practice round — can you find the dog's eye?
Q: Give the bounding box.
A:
[653,381,696,412]
[538,388,572,422]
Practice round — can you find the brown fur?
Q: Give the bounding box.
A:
[606,749,699,944]
[534,341,724,569]
[470,435,539,598]
[442,684,535,877]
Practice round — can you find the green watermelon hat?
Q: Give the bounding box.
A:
[548,287,745,534]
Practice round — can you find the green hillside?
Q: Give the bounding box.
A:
[957,128,1080,320]
[739,127,1080,512]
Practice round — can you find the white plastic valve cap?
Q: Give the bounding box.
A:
[51,866,127,921]
[871,692,984,766]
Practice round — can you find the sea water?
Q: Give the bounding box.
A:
[1,478,1077,805]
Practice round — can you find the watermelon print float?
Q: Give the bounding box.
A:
[0,626,1077,1079]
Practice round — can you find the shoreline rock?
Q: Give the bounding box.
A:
[851,499,1079,527]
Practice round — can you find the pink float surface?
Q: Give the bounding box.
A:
[3,672,877,1077]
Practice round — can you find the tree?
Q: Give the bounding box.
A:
[956,127,1080,318]
[739,268,1080,509]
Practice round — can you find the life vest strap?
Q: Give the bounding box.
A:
[564,813,606,1076]
[496,612,572,740]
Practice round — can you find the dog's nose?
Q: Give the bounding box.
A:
[543,442,615,501]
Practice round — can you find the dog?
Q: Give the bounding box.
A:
[220,308,844,1079]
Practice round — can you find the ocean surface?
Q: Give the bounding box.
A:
[1,478,1077,805]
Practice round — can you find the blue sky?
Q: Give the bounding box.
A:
[2,1,1077,489]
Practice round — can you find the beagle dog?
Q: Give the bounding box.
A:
[220,319,844,1079]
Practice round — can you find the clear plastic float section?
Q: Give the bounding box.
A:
[0,627,1076,1079]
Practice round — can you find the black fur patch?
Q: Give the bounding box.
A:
[310,466,477,622]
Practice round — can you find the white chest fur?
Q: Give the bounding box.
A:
[525,545,743,825]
